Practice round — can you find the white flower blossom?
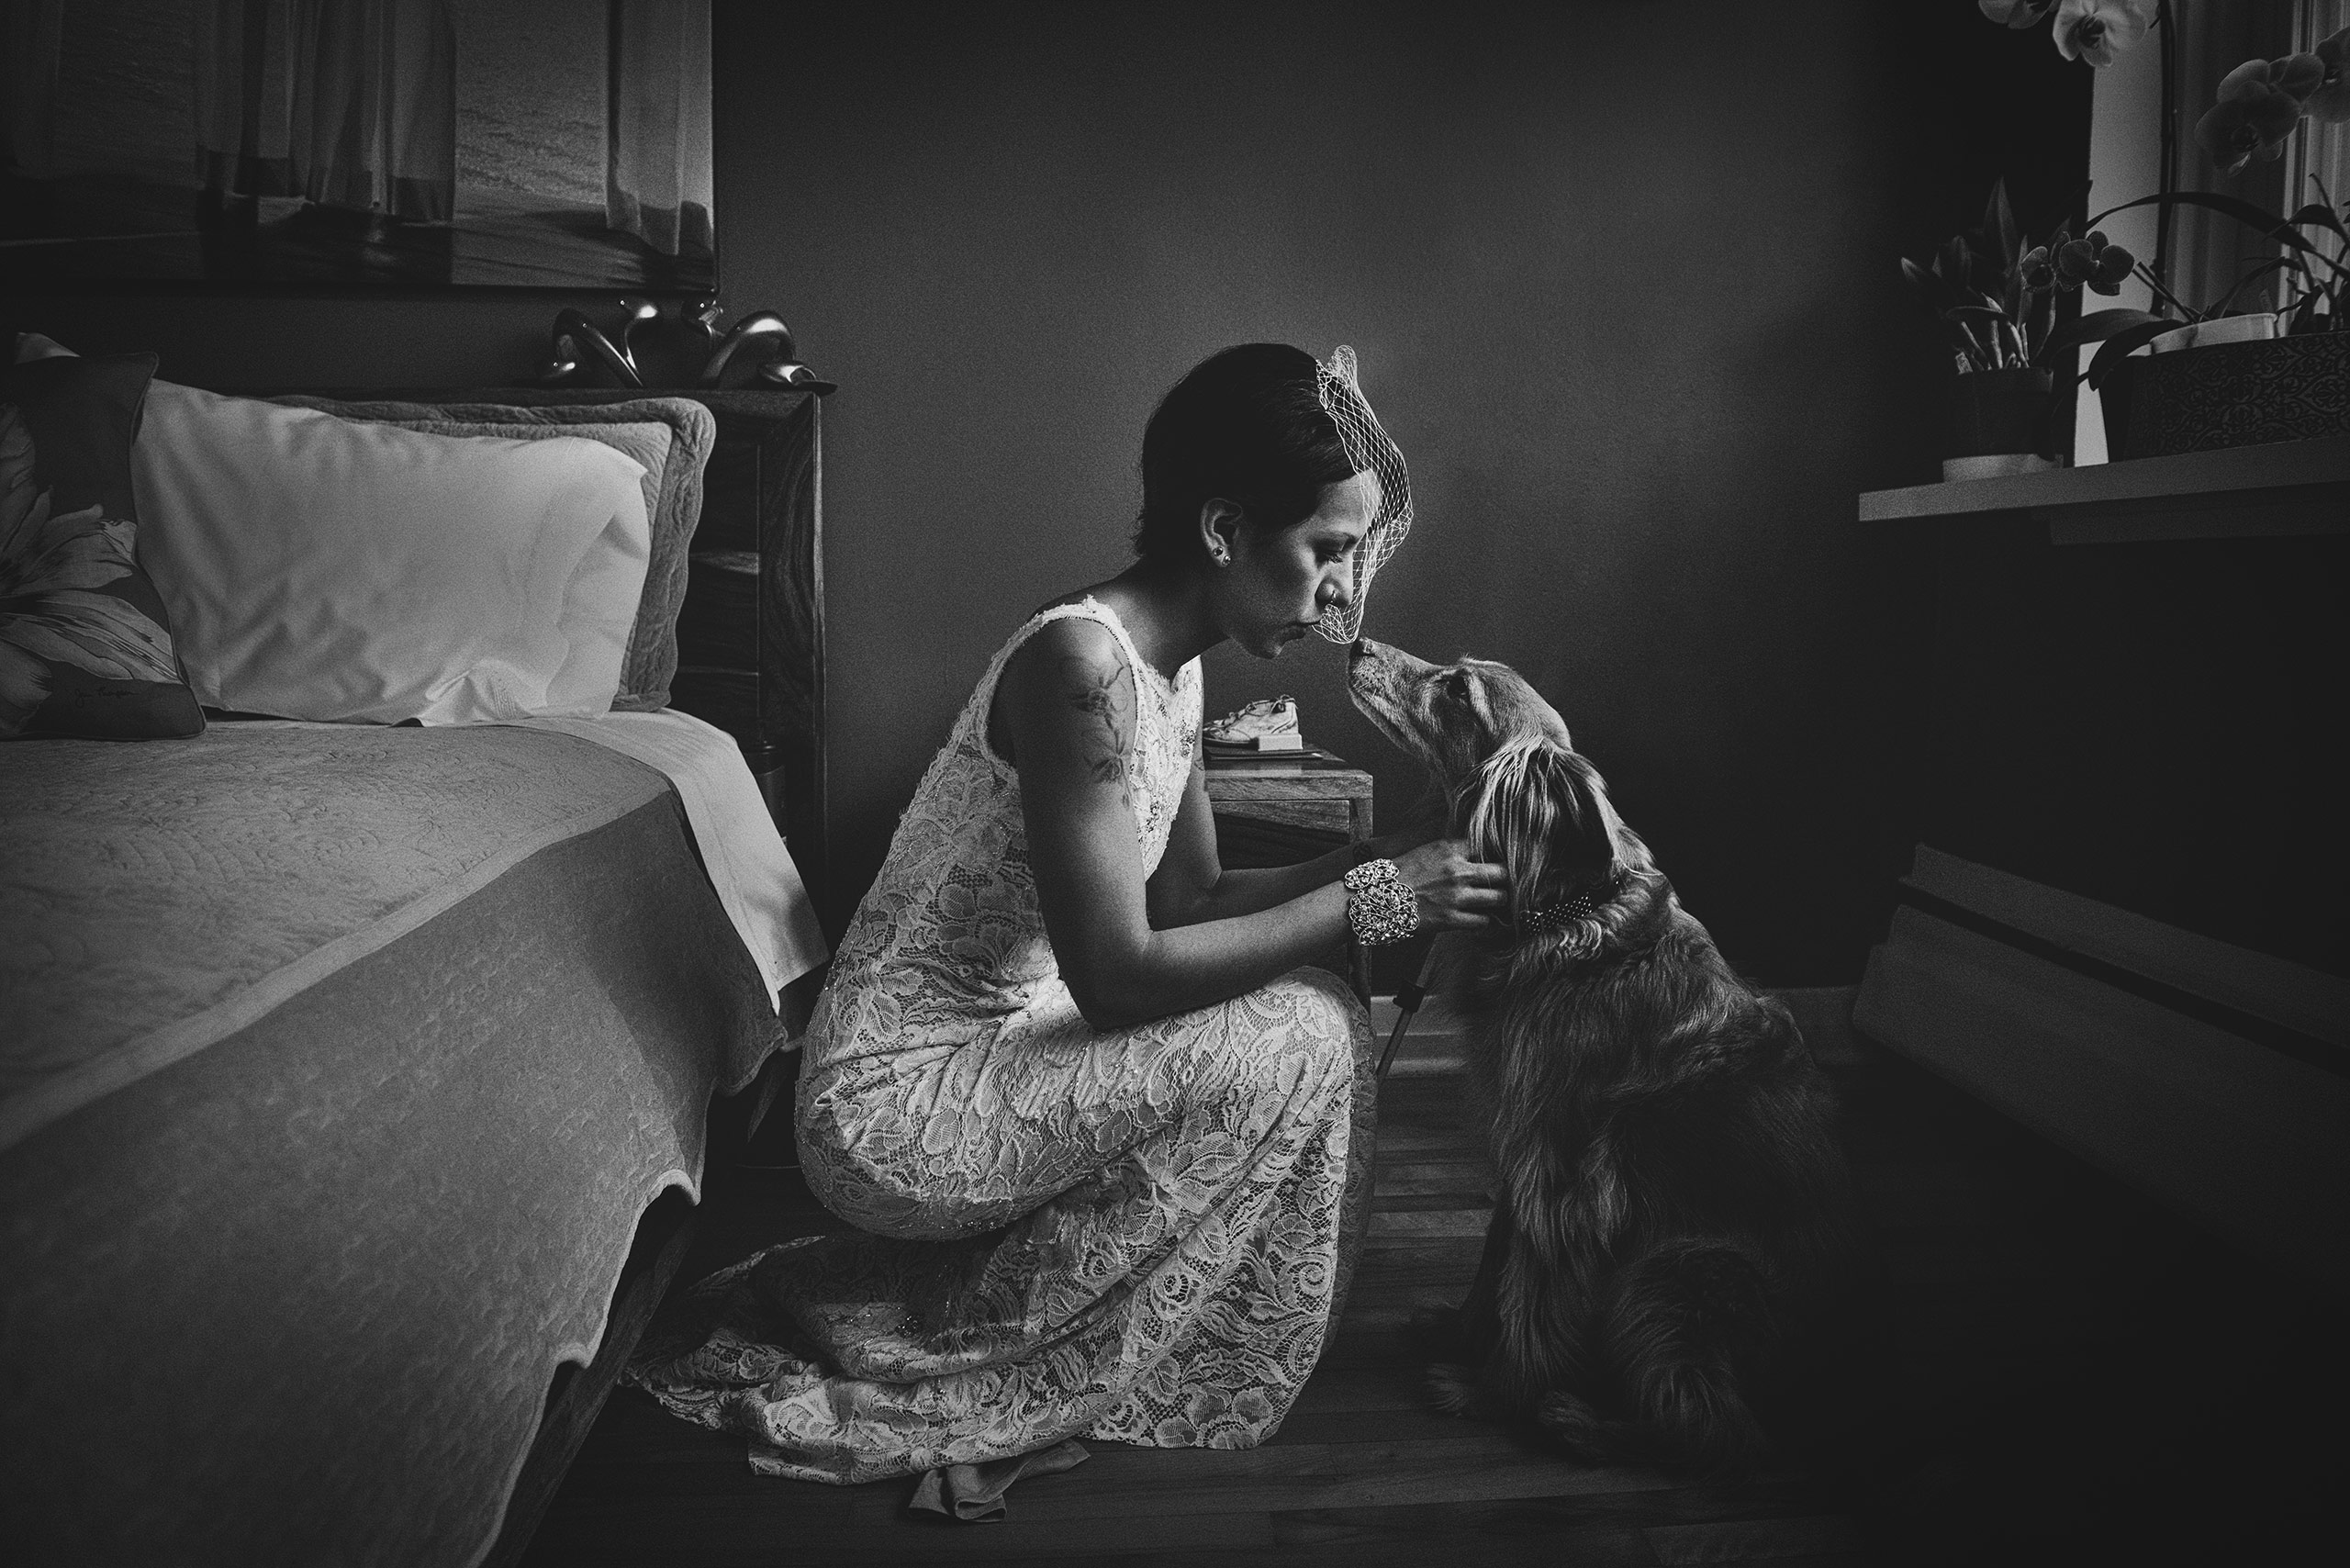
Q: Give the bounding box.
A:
[2053,0,2156,68]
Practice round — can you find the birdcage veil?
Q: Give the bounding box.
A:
[1313,345,1412,642]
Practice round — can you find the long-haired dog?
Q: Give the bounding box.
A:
[1349,638,1852,1473]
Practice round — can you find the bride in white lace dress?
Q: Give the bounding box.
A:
[630,344,1504,1484]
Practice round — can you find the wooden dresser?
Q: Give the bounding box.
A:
[663,388,827,912]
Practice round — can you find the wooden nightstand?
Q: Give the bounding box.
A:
[1205,754,1374,1002]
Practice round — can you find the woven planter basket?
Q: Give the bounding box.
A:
[2115,330,2350,459]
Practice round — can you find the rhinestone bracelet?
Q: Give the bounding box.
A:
[1343,857,1420,947]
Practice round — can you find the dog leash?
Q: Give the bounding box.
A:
[1374,945,1440,1080]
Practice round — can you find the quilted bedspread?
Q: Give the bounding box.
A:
[0,722,784,1566]
[2,722,670,1148]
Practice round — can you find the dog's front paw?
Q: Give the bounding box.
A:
[1535,1388,1617,1463]
[1424,1361,1480,1416]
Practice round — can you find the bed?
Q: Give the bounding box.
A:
[0,350,830,1565]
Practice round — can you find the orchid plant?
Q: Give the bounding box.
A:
[2165,23,2350,343]
[1981,3,2349,173]
[1946,3,2350,386]
[2058,183,2350,388]
[2196,28,2350,173]
[1900,178,2143,376]
[1978,1,2156,70]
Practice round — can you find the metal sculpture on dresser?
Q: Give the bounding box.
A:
[540,298,834,393]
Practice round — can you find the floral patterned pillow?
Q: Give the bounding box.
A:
[0,353,203,740]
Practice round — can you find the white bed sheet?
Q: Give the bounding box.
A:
[511,710,829,1014]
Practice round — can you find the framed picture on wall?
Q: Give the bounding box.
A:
[0,0,715,291]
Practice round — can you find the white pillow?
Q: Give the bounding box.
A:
[132,383,649,724]
[538,435,653,718]
[352,414,666,720]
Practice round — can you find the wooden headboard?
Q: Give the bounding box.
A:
[274,385,830,913]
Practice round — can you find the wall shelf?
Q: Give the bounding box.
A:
[1858,435,2350,544]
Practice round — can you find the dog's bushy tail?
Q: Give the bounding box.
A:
[1539,1238,1774,1473]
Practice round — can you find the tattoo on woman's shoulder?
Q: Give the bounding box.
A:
[1061,655,1133,799]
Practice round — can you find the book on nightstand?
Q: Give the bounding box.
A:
[1203,741,1348,774]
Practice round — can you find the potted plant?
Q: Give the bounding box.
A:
[2080,32,2350,457]
[1947,5,2349,462]
[1901,179,2151,479]
[2072,183,2349,457]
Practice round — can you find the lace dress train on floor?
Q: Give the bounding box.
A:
[627,599,1376,1484]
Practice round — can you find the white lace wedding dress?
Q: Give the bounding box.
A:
[628,598,1377,1484]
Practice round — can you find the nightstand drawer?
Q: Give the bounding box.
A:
[1209,790,1355,835]
[1203,766,1373,841]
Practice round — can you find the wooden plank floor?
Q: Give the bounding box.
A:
[521,1050,2344,1566]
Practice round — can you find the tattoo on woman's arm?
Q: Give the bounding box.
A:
[1063,656,1133,802]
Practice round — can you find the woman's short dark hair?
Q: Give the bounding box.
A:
[1134,343,1359,563]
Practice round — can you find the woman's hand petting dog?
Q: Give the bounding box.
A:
[1390,838,1508,930]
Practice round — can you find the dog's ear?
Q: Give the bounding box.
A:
[1462,737,1625,915]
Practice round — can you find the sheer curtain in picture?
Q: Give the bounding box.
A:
[606,0,711,259]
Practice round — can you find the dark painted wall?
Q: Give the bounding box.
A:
[14,3,2089,985]
[706,0,2016,981]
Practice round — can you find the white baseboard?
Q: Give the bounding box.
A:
[1857,849,2350,1289]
